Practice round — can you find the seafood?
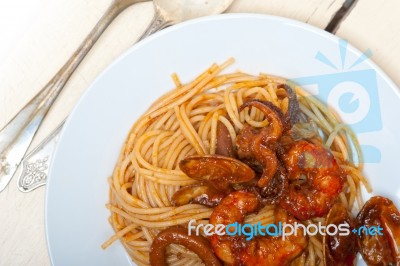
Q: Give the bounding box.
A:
[150,226,221,266]
[238,100,284,144]
[236,100,284,187]
[279,84,300,130]
[356,196,400,265]
[216,121,235,158]
[179,155,255,191]
[323,202,357,266]
[322,197,400,266]
[280,140,345,220]
[289,121,319,141]
[171,183,225,207]
[209,191,307,266]
[259,166,288,205]
[106,60,399,266]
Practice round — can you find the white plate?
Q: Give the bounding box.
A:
[46,14,400,266]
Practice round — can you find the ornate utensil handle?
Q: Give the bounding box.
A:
[0,0,147,192]
[16,3,175,192]
[17,121,65,192]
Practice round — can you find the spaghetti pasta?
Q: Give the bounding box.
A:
[103,59,370,266]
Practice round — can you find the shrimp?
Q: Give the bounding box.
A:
[236,100,284,187]
[209,191,308,266]
[280,140,346,220]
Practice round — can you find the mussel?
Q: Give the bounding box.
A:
[323,202,357,266]
[215,121,235,158]
[171,183,225,207]
[173,155,256,207]
[356,196,400,265]
[323,196,400,266]
[179,155,255,191]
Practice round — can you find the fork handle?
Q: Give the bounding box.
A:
[0,0,146,192]
[139,3,173,39]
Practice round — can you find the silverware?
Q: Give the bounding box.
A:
[0,0,149,192]
[17,121,64,192]
[16,0,234,192]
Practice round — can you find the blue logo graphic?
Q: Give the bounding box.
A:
[290,39,382,163]
[352,225,383,236]
[340,92,359,113]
